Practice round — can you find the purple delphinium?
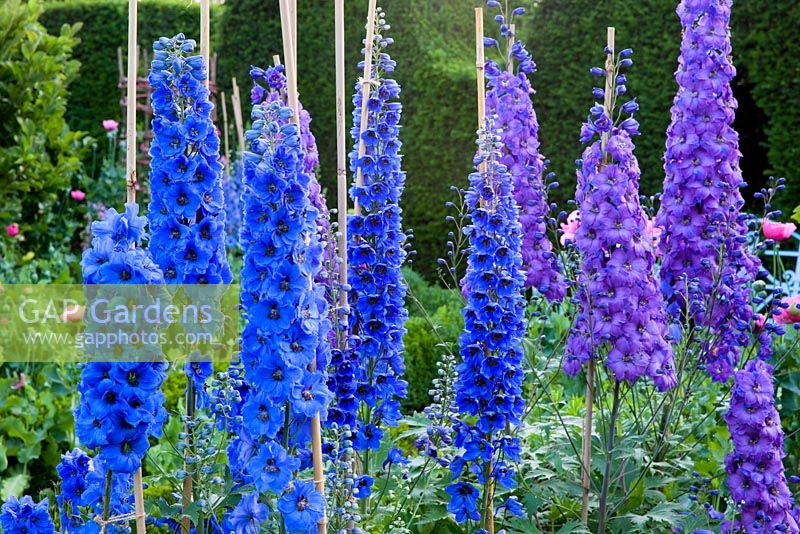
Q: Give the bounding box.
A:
[563,49,675,390]
[483,2,566,302]
[447,118,526,525]
[724,357,798,533]
[656,0,760,382]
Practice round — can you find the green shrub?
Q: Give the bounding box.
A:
[0,364,79,499]
[402,269,464,412]
[0,0,89,276]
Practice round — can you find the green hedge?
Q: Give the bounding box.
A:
[40,0,222,141]
[41,0,800,281]
[216,0,476,281]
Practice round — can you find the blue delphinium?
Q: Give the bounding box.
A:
[656,0,760,382]
[147,33,231,286]
[223,159,244,251]
[447,119,526,526]
[55,449,134,533]
[0,495,55,533]
[76,204,169,475]
[344,6,409,452]
[562,49,676,391]
[483,1,566,302]
[250,64,334,278]
[223,492,268,534]
[238,99,331,532]
[56,448,92,530]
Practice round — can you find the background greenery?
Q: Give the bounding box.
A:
[39,0,799,282]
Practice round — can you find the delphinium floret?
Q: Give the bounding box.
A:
[447,118,526,528]
[237,98,331,532]
[655,0,760,382]
[482,1,566,302]
[563,48,676,390]
[344,8,409,456]
[0,495,55,534]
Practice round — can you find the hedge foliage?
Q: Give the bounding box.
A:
[39,0,220,140]
[40,0,799,281]
[216,0,477,281]
[523,0,798,212]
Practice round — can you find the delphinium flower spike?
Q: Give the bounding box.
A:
[74,204,168,527]
[563,48,676,390]
[482,1,566,302]
[447,117,526,528]
[655,0,760,382]
[251,64,337,288]
[344,7,409,458]
[724,356,799,532]
[237,98,332,533]
[56,448,136,531]
[147,33,232,287]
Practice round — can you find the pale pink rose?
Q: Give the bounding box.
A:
[70,189,86,201]
[775,296,800,325]
[6,224,19,237]
[560,210,581,245]
[762,218,796,241]
[102,119,119,132]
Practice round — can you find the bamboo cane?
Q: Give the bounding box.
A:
[507,23,515,74]
[474,11,495,533]
[278,2,327,532]
[126,0,138,206]
[475,8,487,178]
[231,78,245,153]
[221,90,230,168]
[200,0,210,86]
[475,8,486,130]
[353,0,378,217]
[279,0,299,126]
[125,1,146,532]
[580,26,615,527]
[334,0,348,308]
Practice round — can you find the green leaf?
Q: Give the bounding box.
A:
[1,473,30,500]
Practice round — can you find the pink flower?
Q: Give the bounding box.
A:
[775,296,800,325]
[11,373,25,391]
[754,313,766,333]
[102,119,119,132]
[762,218,796,241]
[646,218,663,249]
[560,210,581,245]
[6,224,19,237]
[70,189,86,201]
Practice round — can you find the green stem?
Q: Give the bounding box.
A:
[102,468,113,523]
[597,381,621,533]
